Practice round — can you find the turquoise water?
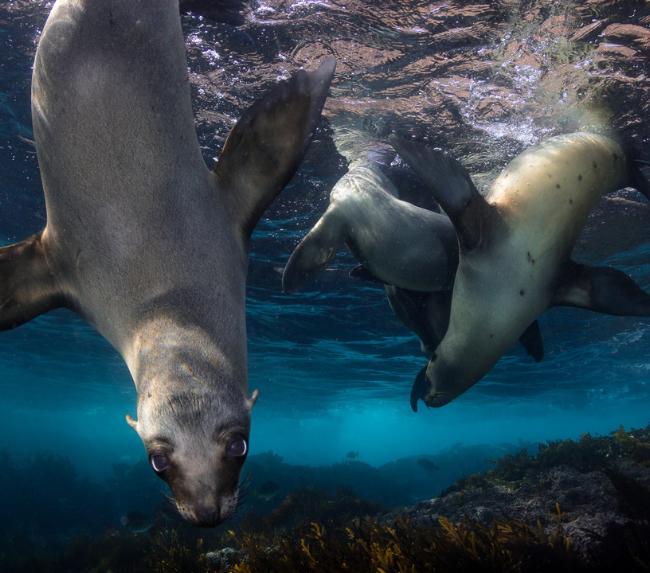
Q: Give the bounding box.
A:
[0,0,649,555]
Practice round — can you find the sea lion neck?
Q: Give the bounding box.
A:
[123,299,248,398]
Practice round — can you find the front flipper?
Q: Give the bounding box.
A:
[519,321,544,362]
[553,261,650,316]
[389,136,494,251]
[215,57,336,238]
[282,205,346,292]
[0,232,65,330]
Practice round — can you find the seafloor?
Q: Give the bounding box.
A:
[2,425,649,572]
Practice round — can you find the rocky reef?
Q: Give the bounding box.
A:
[394,425,650,563]
[4,0,649,177]
[3,425,649,572]
[1,0,648,258]
[218,425,650,572]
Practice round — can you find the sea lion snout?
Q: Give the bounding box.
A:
[161,447,245,528]
[183,504,221,528]
[410,362,459,411]
[171,468,242,527]
[176,492,239,528]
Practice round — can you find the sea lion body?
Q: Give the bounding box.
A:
[284,153,544,361]
[393,132,650,409]
[283,159,458,293]
[437,134,627,392]
[2,0,335,525]
[34,0,245,367]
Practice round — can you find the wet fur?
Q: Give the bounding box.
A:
[1,0,334,525]
[283,160,459,293]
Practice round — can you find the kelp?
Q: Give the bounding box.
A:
[228,515,583,573]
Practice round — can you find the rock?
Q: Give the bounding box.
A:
[205,547,244,568]
[570,20,608,43]
[384,428,650,561]
[602,23,650,52]
[595,42,638,59]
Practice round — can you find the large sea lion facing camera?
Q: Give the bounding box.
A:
[0,0,335,526]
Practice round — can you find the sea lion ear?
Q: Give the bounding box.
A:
[215,57,336,238]
[125,414,139,431]
[247,389,260,410]
[410,366,430,413]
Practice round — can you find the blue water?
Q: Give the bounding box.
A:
[1,0,649,502]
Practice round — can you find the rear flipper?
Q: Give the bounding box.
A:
[386,286,450,358]
[0,232,65,330]
[553,261,650,316]
[282,206,347,292]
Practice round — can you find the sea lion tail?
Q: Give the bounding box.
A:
[282,205,345,292]
[332,117,446,212]
[0,231,66,330]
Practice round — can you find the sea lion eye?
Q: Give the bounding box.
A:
[150,453,170,473]
[226,436,248,458]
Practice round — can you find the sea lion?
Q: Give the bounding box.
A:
[391,132,650,411]
[282,143,544,361]
[282,157,459,293]
[1,0,334,526]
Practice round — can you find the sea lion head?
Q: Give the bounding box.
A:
[125,344,259,526]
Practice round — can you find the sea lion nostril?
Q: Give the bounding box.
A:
[191,505,221,527]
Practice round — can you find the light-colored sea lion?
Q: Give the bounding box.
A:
[392,132,650,411]
[0,0,334,526]
[282,147,544,361]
